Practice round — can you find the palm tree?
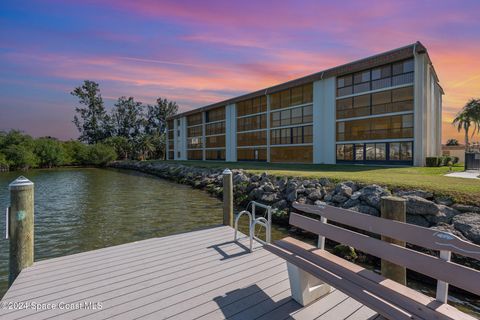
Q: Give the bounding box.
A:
[452,99,480,151]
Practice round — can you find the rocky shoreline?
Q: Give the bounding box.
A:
[109,161,480,248]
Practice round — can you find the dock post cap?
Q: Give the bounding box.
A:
[381,195,406,202]
[222,168,232,175]
[9,176,34,189]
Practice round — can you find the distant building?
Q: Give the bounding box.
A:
[442,144,466,163]
[167,42,442,166]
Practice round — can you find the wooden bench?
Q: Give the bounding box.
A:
[265,202,480,320]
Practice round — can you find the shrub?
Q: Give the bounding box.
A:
[86,143,117,166]
[451,156,459,165]
[0,153,9,171]
[34,138,65,168]
[441,155,453,166]
[426,157,442,167]
[4,144,39,170]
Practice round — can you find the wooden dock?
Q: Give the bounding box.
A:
[0,225,379,320]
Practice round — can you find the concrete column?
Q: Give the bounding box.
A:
[414,53,426,166]
[8,176,34,286]
[225,103,237,162]
[222,169,233,226]
[313,77,336,164]
[380,196,406,285]
[266,95,271,163]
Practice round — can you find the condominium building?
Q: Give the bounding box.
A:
[167,42,442,166]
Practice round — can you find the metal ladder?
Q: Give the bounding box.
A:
[234,201,272,252]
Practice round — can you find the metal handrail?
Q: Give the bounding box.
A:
[234,201,272,252]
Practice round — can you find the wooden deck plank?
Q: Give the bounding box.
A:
[0,225,376,320]
[285,289,349,320]
[13,227,233,283]
[4,230,236,299]
[186,273,291,320]
[92,254,281,319]
[1,235,259,319]
[345,305,379,320]
[315,297,364,320]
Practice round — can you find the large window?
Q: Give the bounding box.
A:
[270,83,313,110]
[271,125,312,145]
[337,86,413,119]
[187,137,203,149]
[187,125,202,137]
[271,105,313,128]
[270,146,313,163]
[236,96,267,117]
[237,148,267,161]
[337,142,413,163]
[187,150,202,160]
[205,122,225,135]
[337,114,414,141]
[205,107,225,123]
[206,149,225,160]
[336,59,414,97]
[237,131,267,147]
[237,114,267,132]
[187,113,202,126]
[206,135,225,148]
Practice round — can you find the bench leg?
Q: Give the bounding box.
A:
[287,262,332,306]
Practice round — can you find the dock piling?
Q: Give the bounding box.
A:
[380,196,406,285]
[8,176,34,286]
[222,169,233,227]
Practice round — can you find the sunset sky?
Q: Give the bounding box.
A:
[1,0,479,142]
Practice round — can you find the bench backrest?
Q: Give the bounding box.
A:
[291,202,480,300]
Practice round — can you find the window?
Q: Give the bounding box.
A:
[281,110,291,126]
[392,86,414,102]
[366,144,375,160]
[237,97,267,116]
[355,144,364,160]
[237,148,267,161]
[237,114,266,132]
[271,105,312,128]
[336,144,353,160]
[187,113,202,126]
[401,142,413,160]
[270,83,313,110]
[206,121,225,135]
[375,143,386,160]
[205,107,225,123]
[291,86,303,105]
[337,59,414,97]
[291,107,302,125]
[280,90,290,108]
[303,105,313,123]
[390,143,400,160]
[271,125,313,145]
[237,131,267,146]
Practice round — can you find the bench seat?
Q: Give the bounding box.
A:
[266,237,476,320]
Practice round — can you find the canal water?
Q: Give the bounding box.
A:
[0,168,478,316]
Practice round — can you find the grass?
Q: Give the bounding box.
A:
[155,160,480,206]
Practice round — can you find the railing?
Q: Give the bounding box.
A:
[234,201,272,252]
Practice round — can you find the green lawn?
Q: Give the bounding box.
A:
[158,160,480,206]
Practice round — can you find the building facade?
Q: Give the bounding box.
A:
[167,42,442,166]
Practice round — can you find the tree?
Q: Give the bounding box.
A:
[135,134,156,160]
[104,136,132,160]
[87,143,117,166]
[62,140,90,165]
[4,144,38,170]
[111,96,144,140]
[446,138,459,146]
[72,80,111,144]
[145,98,178,159]
[452,99,480,151]
[145,98,178,135]
[34,138,65,168]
